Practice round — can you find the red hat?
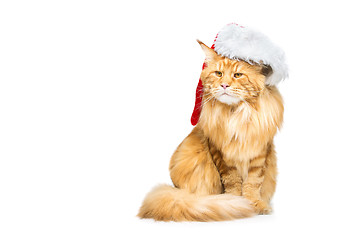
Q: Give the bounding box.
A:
[191,23,288,126]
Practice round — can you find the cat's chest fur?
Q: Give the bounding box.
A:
[199,88,283,167]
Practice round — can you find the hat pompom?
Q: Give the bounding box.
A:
[214,24,288,85]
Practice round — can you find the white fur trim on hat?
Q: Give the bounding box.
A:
[213,24,288,86]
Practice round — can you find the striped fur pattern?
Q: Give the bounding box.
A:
[138,41,284,221]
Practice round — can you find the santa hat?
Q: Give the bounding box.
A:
[191,23,288,126]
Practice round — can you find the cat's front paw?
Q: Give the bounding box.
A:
[251,200,272,215]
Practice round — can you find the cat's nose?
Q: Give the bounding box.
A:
[221,83,230,89]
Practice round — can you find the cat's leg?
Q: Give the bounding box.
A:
[260,142,277,205]
[209,142,242,196]
[242,146,272,214]
[169,127,223,195]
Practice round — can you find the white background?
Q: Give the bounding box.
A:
[1,0,360,239]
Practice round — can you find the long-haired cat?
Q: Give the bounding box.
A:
[138,40,284,221]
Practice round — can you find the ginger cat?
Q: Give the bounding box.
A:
[138,40,284,221]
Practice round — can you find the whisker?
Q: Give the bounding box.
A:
[202,95,216,107]
[231,88,262,93]
[201,92,213,97]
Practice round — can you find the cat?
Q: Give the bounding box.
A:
[138,40,284,221]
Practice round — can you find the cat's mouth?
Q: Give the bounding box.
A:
[216,92,241,105]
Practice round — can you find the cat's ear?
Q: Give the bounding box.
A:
[258,61,273,77]
[197,40,218,62]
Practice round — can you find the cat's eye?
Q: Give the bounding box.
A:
[215,71,223,77]
[234,73,243,78]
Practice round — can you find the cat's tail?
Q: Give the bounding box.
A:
[137,184,255,222]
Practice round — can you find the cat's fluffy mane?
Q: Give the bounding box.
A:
[199,86,283,162]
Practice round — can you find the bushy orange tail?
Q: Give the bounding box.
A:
[138,184,254,222]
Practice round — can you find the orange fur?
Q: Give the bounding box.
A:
[138,42,284,221]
